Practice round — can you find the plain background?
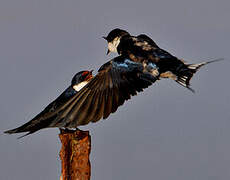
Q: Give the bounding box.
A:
[0,0,229,179]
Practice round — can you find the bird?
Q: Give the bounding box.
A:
[4,55,159,137]
[4,70,93,137]
[5,29,222,138]
[103,28,222,92]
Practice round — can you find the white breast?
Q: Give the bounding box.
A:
[108,37,121,53]
[73,81,88,91]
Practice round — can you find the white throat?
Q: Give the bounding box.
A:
[73,81,88,91]
[108,37,121,53]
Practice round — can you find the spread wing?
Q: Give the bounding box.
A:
[50,55,158,128]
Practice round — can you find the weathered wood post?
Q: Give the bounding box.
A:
[59,129,91,180]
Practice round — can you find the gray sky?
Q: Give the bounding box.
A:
[0,0,230,179]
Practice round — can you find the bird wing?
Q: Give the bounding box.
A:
[119,36,176,62]
[4,86,77,136]
[137,34,160,48]
[50,55,158,128]
[42,86,77,114]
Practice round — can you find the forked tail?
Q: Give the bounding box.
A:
[4,114,57,138]
[175,58,224,92]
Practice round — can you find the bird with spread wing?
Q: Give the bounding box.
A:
[5,29,222,137]
[5,55,158,137]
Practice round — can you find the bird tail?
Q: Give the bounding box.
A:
[4,115,56,138]
[4,123,36,139]
[175,58,223,92]
[4,122,33,134]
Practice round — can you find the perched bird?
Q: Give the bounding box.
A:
[103,28,222,92]
[4,70,93,137]
[5,29,222,138]
[5,55,158,137]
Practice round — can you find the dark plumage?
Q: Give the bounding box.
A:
[104,28,222,92]
[5,55,158,137]
[5,29,222,138]
[4,71,93,137]
[43,55,158,128]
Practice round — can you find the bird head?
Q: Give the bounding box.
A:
[103,28,130,55]
[71,70,93,91]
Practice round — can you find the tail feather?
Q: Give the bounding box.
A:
[176,58,224,92]
[4,114,58,138]
[4,122,32,134]
[4,127,33,139]
[4,123,39,139]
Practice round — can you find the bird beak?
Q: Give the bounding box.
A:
[106,49,110,55]
[102,36,110,55]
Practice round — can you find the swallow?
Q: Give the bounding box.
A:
[4,70,93,137]
[5,55,158,137]
[103,28,223,92]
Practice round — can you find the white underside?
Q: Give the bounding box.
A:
[108,37,121,53]
[73,81,88,91]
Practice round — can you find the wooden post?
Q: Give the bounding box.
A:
[59,129,91,180]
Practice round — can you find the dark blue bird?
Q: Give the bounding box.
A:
[103,28,223,92]
[5,54,159,137]
[4,70,93,137]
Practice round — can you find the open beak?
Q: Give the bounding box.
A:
[106,49,110,55]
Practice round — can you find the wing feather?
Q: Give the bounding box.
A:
[54,56,158,128]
